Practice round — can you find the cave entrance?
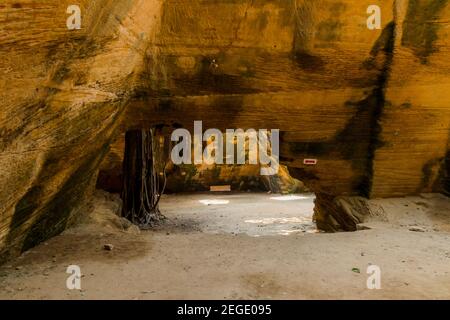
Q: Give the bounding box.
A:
[97,127,318,236]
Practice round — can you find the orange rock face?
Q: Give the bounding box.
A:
[1,0,449,258]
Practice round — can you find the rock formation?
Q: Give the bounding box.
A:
[1,0,449,260]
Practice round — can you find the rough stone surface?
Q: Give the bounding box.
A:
[1,0,449,260]
[314,195,371,232]
[0,0,162,261]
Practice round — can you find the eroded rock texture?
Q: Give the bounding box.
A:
[0,0,163,260]
[1,0,449,258]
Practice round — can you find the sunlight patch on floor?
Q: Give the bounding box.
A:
[161,193,318,237]
[245,217,313,225]
[199,199,230,205]
[270,195,315,201]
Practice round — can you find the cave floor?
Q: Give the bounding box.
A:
[0,192,450,300]
[159,193,318,237]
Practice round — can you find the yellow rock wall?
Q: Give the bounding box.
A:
[1,0,449,258]
[372,0,450,197]
[0,0,163,260]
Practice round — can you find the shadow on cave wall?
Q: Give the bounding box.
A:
[2,143,110,262]
[402,0,448,64]
[286,22,396,198]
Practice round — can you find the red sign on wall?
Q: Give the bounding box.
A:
[303,159,318,165]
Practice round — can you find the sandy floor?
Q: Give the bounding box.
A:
[0,192,449,300]
[160,193,318,236]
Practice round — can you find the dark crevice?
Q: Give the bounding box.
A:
[363,21,396,197]
[285,21,396,198]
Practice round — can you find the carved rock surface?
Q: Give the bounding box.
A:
[0,0,162,261]
[1,0,449,260]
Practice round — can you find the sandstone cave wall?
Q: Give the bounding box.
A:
[0,0,163,261]
[1,0,449,260]
[371,0,450,197]
[124,0,449,198]
[125,0,393,197]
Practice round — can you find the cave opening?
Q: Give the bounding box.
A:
[97,127,318,236]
